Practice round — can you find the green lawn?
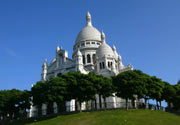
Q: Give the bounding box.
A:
[13,109,180,125]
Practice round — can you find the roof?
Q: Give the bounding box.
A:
[75,26,101,44]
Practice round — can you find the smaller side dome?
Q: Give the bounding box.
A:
[96,32,114,58]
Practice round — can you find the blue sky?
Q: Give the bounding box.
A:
[0,0,180,91]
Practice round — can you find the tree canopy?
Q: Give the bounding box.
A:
[0,89,31,119]
[1,69,180,119]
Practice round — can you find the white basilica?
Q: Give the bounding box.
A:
[29,12,133,117]
[42,12,132,80]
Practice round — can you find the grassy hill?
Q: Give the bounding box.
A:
[12,109,180,125]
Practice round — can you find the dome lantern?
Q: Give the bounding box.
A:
[101,31,106,43]
[86,11,92,26]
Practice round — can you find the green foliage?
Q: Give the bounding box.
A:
[113,70,149,109]
[31,77,68,114]
[62,72,97,111]
[94,75,113,98]
[171,84,180,109]
[2,69,180,118]
[162,82,176,103]
[0,89,31,119]
[148,76,164,102]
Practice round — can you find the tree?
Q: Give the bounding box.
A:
[148,76,164,110]
[113,70,151,109]
[62,72,97,112]
[93,75,104,109]
[101,77,113,108]
[0,89,31,119]
[162,82,176,109]
[61,72,80,111]
[86,72,99,109]
[113,70,138,109]
[31,77,68,114]
[131,70,150,108]
[16,90,31,118]
[95,75,113,109]
[47,77,68,114]
[171,84,180,110]
[31,81,47,115]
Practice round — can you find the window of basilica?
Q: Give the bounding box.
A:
[83,55,85,64]
[87,54,91,63]
[99,63,102,69]
[93,54,96,64]
[102,62,105,69]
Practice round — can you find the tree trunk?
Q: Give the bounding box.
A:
[75,101,78,112]
[86,101,89,110]
[144,97,147,109]
[126,98,128,110]
[79,102,82,112]
[9,112,13,120]
[156,101,159,110]
[99,94,102,109]
[159,101,162,110]
[47,102,54,114]
[58,102,66,113]
[103,97,107,109]
[132,98,135,109]
[94,99,97,110]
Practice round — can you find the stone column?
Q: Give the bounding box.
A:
[42,104,47,116]
[53,102,58,114]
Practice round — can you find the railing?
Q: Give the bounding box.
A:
[0,101,166,121]
[26,102,166,118]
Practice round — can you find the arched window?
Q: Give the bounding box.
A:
[87,54,91,63]
[83,55,85,64]
[93,54,96,64]
[102,62,105,69]
[99,63,102,69]
[108,62,110,68]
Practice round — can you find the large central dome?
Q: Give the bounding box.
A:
[75,12,101,44]
[75,26,101,44]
